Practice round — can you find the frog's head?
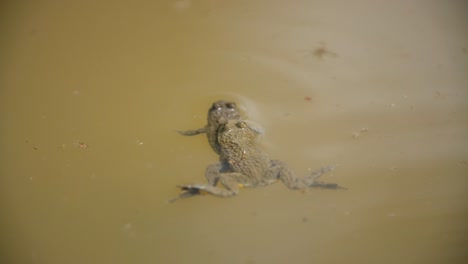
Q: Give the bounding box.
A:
[207,100,241,125]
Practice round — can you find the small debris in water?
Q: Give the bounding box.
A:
[304,96,312,101]
[74,142,88,149]
[352,127,369,138]
[312,43,338,60]
[123,223,136,238]
[57,143,67,149]
[25,140,40,150]
[435,90,446,99]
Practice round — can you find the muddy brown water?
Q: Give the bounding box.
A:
[1,1,467,264]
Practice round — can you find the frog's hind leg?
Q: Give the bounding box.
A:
[270,160,342,190]
[176,172,249,198]
[169,188,201,203]
[205,163,223,186]
[303,166,344,189]
[268,160,307,189]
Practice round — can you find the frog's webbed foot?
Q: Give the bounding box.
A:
[308,181,346,190]
[171,172,247,201]
[174,182,239,198]
[305,166,346,190]
[178,127,206,136]
[271,160,345,190]
[169,187,202,203]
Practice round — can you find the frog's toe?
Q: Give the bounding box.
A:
[169,189,200,203]
[310,181,346,190]
[177,184,202,191]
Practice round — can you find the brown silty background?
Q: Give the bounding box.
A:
[1,1,467,264]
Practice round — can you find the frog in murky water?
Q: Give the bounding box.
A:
[178,100,242,154]
[172,110,342,201]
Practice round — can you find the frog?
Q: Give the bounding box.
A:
[172,118,342,201]
[178,100,242,154]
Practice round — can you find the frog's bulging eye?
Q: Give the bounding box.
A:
[221,122,233,131]
[236,122,247,128]
[211,102,223,111]
[226,102,236,109]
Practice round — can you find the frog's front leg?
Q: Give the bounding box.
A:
[177,172,249,197]
[178,127,206,136]
[269,160,342,189]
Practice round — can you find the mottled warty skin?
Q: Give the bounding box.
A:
[217,120,271,187]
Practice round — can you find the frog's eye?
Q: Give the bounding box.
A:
[220,123,229,132]
[210,104,218,111]
[236,122,247,128]
[226,102,236,109]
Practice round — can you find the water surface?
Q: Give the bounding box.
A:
[1,1,467,263]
